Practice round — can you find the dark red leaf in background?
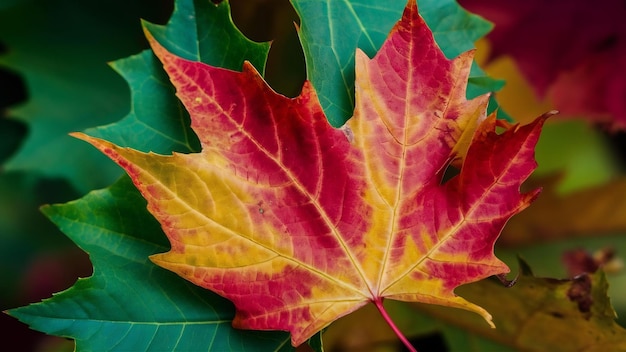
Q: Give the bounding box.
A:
[460,0,626,129]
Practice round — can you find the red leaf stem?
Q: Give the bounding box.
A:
[373,298,417,352]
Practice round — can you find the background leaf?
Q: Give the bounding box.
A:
[143,0,269,69]
[85,50,201,154]
[415,260,626,351]
[459,0,626,129]
[292,0,504,127]
[86,0,270,153]
[8,177,294,352]
[501,176,626,247]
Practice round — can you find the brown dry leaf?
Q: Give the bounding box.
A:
[500,175,626,247]
[414,260,626,351]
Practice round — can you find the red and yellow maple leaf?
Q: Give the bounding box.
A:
[72,1,546,346]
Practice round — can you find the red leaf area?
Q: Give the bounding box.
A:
[460,0,626,129]
[72,0,547,346]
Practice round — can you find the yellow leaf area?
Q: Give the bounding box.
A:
[72,1,547,346]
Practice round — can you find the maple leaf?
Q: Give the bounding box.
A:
[72,1,546,346]
[459,0,626,129]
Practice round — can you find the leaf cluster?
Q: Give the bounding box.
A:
[1,0,625,351]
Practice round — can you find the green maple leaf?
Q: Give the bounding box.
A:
[86,0,269,154]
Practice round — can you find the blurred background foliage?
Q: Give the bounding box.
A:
[1,0,624,351]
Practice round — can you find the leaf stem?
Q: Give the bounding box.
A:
[373,298,417,352]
